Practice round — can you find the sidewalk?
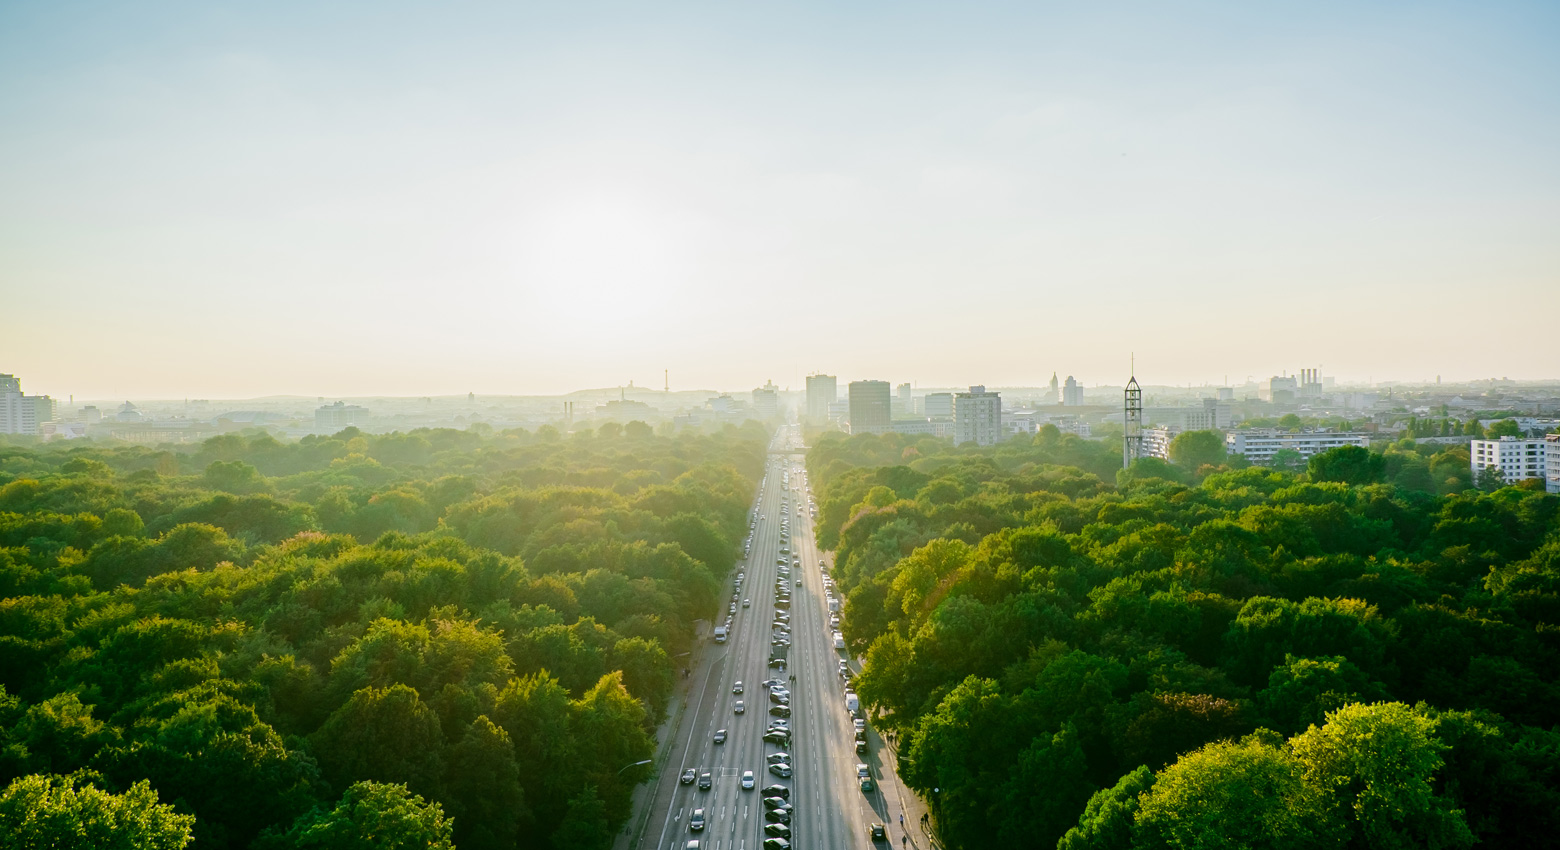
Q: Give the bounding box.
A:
[878,727,939,850]
[613,635,706,850]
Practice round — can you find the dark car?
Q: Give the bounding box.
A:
[764,809,791,824]
[764,823,792,838]
[762,796,788,809]
[763,731,790,745]
[762,784,790,799]
[713,729,727,744]
[769,705,790,718]
[681,768,697,785]
[763,838,792,850]
[698,772,712,790]
[869,823,887,840]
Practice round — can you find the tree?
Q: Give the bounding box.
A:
[1057,766,1155,850]
[1289,703,1474,849]
[311,685,445,798]
[1167,430,1227,473]
[550,786,610,850]
[1307,445,1385,486]
[0,774,194,850]
[1278,414,1303,431]
[1134,735,1340,849]
[268,781,453,850]
[1485,419,1522,438]
[1268,448,1306,474]
[1475,465,1506,492]
[1463,420,1485,438]
[443,716,527,850]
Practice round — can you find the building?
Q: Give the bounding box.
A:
[316,401,369,432]
[1267,375,1299,405]
[953,385,1002,446]
[1142,427,1177,460]
[923,392,953,419]
[1061,376,1084,406]
[847,380,892,435]
[1548,434,1560,494]
[1049,373,1060,402]
[0,374,55,436]
[827,398,849,424]
[892,383,913,418]
[81,405,102,424]
[892,418,956,438]
[1471,437,1549,487]
[753,381,779,420]
[1147,399,1233,431]
[1226,430,1370,465]
[806,374,837,425]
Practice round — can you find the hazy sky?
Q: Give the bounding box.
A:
[3,1,1557,399]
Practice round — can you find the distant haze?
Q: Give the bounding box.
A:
[2,1,1557,399]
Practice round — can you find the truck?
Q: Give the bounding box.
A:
[845,692,859,713]
[714,625,728,643]
[833,631,846,650]
[828,597,840,613]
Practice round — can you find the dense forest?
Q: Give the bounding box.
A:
[808,427,1560,850]
[0,422,766,849]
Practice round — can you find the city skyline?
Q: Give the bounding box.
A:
[4,1,1559,398]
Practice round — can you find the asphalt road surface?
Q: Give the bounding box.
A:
[632,423,907,850]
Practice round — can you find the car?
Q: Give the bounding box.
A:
[762,796,788,810]
[768,763,792,778]
[699,772,712,789]
[764,809,791,824]
[763,838,791,850]
[733,681,744,694]
[870,823,887,840]
[734,701,745,714]
[764,823,792,838]
[763,731,790,745]
[762,783,790,798]
[686,842,700,850]
[713,729,727,744]
[681,768,697,785]
[857,739,869,754]
[770,688,789,702]
[742,771,755,789]
[766,752,789,764]
[690,808,706,831]
[795,579,802,585]
[730,604,737,614]
[743,599,751,607]
[769,705,790,718]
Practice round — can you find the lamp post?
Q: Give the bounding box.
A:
[617,758,653,776]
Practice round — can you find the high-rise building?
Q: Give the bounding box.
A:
[892,383,913,418]
[1049,373,1060,402]
[1062,376,1084,406]
[923,392,954,419]
[1471,437,1549,487]
[0,374,54,436]
[1547,434,1560,494]
[954,385,1002,446]
[806,374,837,425]
[753,381,779,420]
[847,380,892,435]
[1267,375,1299,404]
[316,401,369,433]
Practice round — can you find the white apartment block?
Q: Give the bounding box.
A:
[1548,434,1560,494]
[1471,437,1549,487]
[953,385,1002,447]
[1226,430,1370,464]
[1142,427,1176,460]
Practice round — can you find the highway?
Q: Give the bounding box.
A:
[631,423,911,850]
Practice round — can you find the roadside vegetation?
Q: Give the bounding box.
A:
[0,422,765,849]
[808,426,1560,850]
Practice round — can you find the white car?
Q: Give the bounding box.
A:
[742,770,755,790]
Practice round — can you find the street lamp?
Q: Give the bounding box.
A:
[617,759,653,776]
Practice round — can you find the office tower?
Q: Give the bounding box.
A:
[923,392,954,419]
[806,374,837,425]
[847,380,891,434]
[1062,376,1084,406]
[953,385,1002,446]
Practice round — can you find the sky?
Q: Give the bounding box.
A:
[2,0,1557,399]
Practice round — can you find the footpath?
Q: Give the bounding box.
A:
[613,623,710,850]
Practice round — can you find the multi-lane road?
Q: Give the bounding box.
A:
[630,424,913,850]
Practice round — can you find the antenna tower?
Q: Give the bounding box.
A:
[1123,355,1143,469]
